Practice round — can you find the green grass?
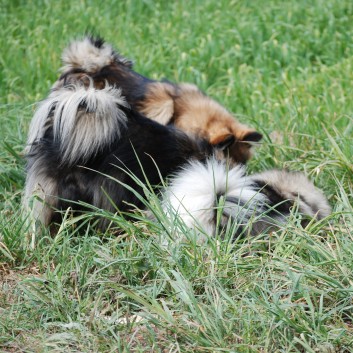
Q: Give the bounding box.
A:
[1,0,353,351]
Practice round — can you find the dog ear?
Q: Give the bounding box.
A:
[242,131,263,143]
[211,133,236,151]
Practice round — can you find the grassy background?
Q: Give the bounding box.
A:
[1,0,353,351]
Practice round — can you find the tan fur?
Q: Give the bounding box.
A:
[140,82,260,163]
[138,82,175,125]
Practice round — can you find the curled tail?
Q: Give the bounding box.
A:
[61,35,133,74]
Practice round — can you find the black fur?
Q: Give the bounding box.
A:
[88,35,104,49]
[252,180,294,218]
[26,105,214,228]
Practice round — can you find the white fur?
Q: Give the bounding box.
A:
[27,83,128,165]
[61,37,131,73]
[23,160,58,226]
[162,157,267,235]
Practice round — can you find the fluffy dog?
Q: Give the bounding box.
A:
[52,36,262,164]
[24,39,331,236]
[24,81,330,235]
[24,82,217,228]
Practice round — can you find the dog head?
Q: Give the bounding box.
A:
[139,82,262,163]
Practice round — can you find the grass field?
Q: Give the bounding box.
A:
[1,0,353,352]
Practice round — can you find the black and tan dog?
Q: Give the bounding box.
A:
[24,80,330,235]
[24,81,330,235]
[52,36,262,164]
[24,37,330,235]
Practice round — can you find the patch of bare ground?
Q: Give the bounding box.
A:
[120,323,180,353]
[0,263,41,306]
[0,263,44,352]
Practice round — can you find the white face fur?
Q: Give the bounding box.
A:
[27,83,129,166]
